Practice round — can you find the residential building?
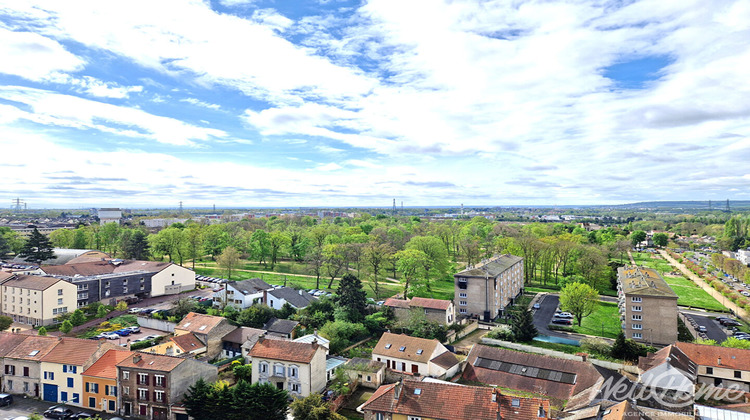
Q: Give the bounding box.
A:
[262,317,299,339]
[2,335,59,397]
[247,335,327,397]
[221,327,264,359]
[267,287,316,310]
[97,208,122,225]
[361,378,551,420]
[617,266,679,345]
[463,344,604,403]
[0,275,77,326]
[39,338,116,407]
[145,333,206,357]
[737,249,750,266]
[212,278,273,309]
[174,312,237,360]
[294,332,330,352]
[342,357,386,389]
[371,332,460,379]
[81,349,133,414]
[674,342,750,392]
[637,344,696,395]
[453,254,524,321]
[116,352,218,419]
[383,297,454,325]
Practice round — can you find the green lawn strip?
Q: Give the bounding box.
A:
[662,276,726,312]
[570,301,621,339]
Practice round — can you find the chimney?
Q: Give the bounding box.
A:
[393,379,403,402]
[311,338,318,350]
[258,333,266,344]
[133,354,142,364]
[718,357,722,365]
[299,289,303,296]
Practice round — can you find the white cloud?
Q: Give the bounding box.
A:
[181,97,221,110]
[0,27,85,80]
[316,163,343,171]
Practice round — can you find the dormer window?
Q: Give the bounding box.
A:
[512,398,520,407]
[399,346,406,352]
[416,349,423,355]
[538,406,546,417]
[385,344,391,349]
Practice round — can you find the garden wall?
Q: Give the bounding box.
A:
[137,317,176,332]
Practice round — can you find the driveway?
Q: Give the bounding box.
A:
[684,313,728,343]
[532,294,560,336]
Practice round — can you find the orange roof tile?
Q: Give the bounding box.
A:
[41,337,108,366]
[6,335,60,360]
[116,351,185,372]
[175,312,225,335]
[0,332,29,357]
[2,275,69,291]
[248,337,321,364]
[171,333,205,352]
[372,332,440,364]
[409,297,452,311]
[82,349,133,379]
[384,298,410,309]
[675,342,750,371]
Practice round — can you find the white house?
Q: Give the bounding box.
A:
[212,278,273,309]
[267,287,316,310]
[371,332,460,379]
[247,335,327,397]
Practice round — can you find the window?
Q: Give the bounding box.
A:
[632,314,642,321]
[385,344,392,349]
[459,292,467,298]
[538,406,547,417]
[632,306,642,312]
[23,367,29,377]
[290,383,300,393]
[58,289,63,296]
[63,365,77,373]
[631,296,642,302]
[139,404,147,416]
[408,417,422,420]
[67,378,74,388]
[399,346,406,352]
[260,363,268,373]
[6,380,11,390]
[138,373,148,385]
[632,333,642,339]
[44,371,54,380]
[89,397,96,408]
[138,388,149,401]
[511,398,520,407]
[23,382,29,392]
[5,365,15,375]
[58,298,63,305]
[124,386,129,395]
[366,375,372,382]
[459,308,467,314]
[72,393,79,404]
[155,390,164,402]
[122,371,129,380]
[108,400,115,411]
[155,375,164,387]
[459,301,467,306]
[273,365,285,377]
[632,324,642,330]
[735,371,742,379]
[376,414,384,420]
[288,366,298,378]
[706,367,714,374]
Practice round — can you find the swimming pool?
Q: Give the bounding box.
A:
[533,335,581,346]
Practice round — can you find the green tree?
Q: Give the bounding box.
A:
[290,393,346,420]
[97,305,109,318]
[173,298,198,319]
[652,232,668,248]
[37,326,48,336]
[335,274,367,323]
[18,228,55,264]
[185,223,205,269]
[183,378,218,420]
[394,249,428,297]
[511,309,538,342]
[60,320,73,334]
[70,309,87,326]
[0,315,12,331]
[232,364,253,382]
[115,300,128,311]
[610,331,651,362]
[122,230,150,260]
[559,282,599,327]
[217,246,241,280]
[237,305,275,328]
[630,230,647,248]
[319,320,368,354]
[245,382,289,420]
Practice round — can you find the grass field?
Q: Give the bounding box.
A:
[570,301,621,339]
[630,252,726,312]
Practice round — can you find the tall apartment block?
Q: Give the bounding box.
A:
[617,266,678,346]
[454,254,524,321]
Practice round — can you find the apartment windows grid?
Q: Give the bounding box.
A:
[138,388,148,401]
[631,297,642,302]
[459,308,467,314]
[459,301,467,306]
[632,314,642,321]
[459,292,467,298]
[633,332,642,339]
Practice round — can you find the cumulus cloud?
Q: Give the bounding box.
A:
[0,27,85,80]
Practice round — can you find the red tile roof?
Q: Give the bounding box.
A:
[222,327,265,344]
[116,351,185,372]
[430,351,459,369]
[383,298,410,309]
[248,337,322,364]
[361,379,550,420]
[175,312,226,335]
[82,349,133,379]
[0,332,29,357]
[171,333,205,352]
[675,342,750,371]
[41,337,110,366]
[410,297,452,311]
[2,275,69,291]
[372,332,441,364]
[5,335,60,360]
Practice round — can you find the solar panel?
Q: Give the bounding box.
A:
[473,357,577,384]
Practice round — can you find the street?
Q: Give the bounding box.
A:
[0,396,120,420]
[681,310,729,343]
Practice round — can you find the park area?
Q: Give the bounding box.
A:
[569,301,621,339]
[631,252,726,312]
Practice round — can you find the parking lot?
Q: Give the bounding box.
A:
[0,396,122,419]
[94,325,167,347]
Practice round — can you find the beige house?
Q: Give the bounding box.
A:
[146,333,206,357]
[247,335,327,397]
[453,254,524,321]
[675,342,750,392]
[617,266,678,346]
[371,332,460,379]
[1,335,60,397]
[174,312,237,359]
[0,274,77,326]
[384,297,455,325]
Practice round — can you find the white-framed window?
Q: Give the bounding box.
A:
[459,301,467,306]
[631,296,642,303]
[155,390,164,402]
[58,289,63,296]
[138,388,148,400]
[376,413,384,420]
[122,371,129,380]
[290,383,300,393]
[408,417,422,420]
[632,306,642,312]
[459,308,467,314]
[632,314,642,321]
[155,375,164,387]
[459,293,467,298]
[273,364,285,377]
[288,366,298,378]
[138,373,148,384]
[259,362,268,374]
[633,333,642,339]
[58,298,63,305]
[632,324,642,330]
[124,386,129,395]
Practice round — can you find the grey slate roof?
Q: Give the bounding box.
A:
[454,254,523,278]
[263,318,299,336]
[230,278,273,295]
[268,286,316,308]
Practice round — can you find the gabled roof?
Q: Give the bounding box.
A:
[1,274,70,291]
[116,351,185,372]
[454,255,523,278]
[602,400,645,420]
[430,351,460,369]
[248,337,322,364]
[6,335,60,361]
[675,341,750,371]
[294,333,330,348]
[267,287,316,308]
[175,312,226,335]
[383,298,410,309]
[222,327,265,345]
[229,278,272,295]
[41,337,109,366]
[344,357,385,373]
[0,332,29,357]
[170,333,205,353]
[372,332,441,364]
[361,379,550,420]
[263,318,299,335]
[41,259,172,277]
[82,349,133,379]
[463,344,603,401]
[410,297,452,311]
[12,248,106,266]
[638,345,696,377]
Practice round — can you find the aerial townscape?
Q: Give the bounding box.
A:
[1,1,749,420]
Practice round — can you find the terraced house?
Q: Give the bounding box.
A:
[81,349,133,414]
[1,335,59,397]
[454,254,524,321]
[617,266,678,346]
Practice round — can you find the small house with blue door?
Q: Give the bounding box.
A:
[2,334,59,398]
[39,338,117,407]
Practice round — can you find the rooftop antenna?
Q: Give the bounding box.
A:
[392,198,396,215]
[179,201,183,213]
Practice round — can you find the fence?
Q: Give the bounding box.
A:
[480,337,640,375]
[445,320,479,344]
[136,317,176,333]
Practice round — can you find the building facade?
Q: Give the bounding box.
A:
[212,278,272,309]
[81,349,133,414]
[383,297,454,325]
[617,266,679,346]
[453,254,524,321]
[0,275,77,326]
[371,332,460,379]
[247,336,327,398]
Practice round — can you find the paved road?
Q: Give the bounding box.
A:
[532,294,560,336]
[684,313,728,343]
[0,396,121,419]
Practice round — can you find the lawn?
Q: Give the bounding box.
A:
[570,301,621,339]
[630,252,726,312]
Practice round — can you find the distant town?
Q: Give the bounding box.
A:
[0,203,749,420]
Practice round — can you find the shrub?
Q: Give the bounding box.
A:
[130,340,156,351]
[580,337,610,355]
[486,325,514,341]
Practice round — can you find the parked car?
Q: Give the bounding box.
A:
[102,333,119,340]
[144,335,161,341]
[551,318,572,325]
[722,320,742,326]
[71,413,93,419]
[697,326,707,333]
[126,326,141,333]
[128,308,142,314]
[115,329,131,336]
[554,312,574,319]
[43,405,75,419]
[532,303,541,309]
[0,393,13,407]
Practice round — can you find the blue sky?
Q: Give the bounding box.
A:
[0,0,749,208]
